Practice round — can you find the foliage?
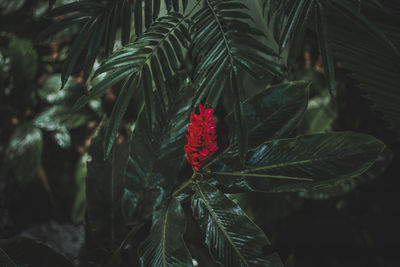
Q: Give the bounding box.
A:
[0,0,398,266]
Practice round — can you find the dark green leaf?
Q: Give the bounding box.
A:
[71,153,89,223]
[34,105,91,131]
[50,127,71,149]
[0,237,74,267]
[38,74,79,104]
[86,120,130,256]
[8,38,38,86]
[207,132,385,193]
[0,247,17,267]
[139,198,193,267]
[226,80,310,148]
[191,182,274,266]
[315,3,336,96]
[6,123,42,184]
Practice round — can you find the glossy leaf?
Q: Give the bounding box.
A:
[191,182,275,266]
[226,80,310,148]
[299,147,392,199]
[207,132,385,193]
[0,237,74,267]
[71,153,89,223]
[123,76,192,218]
[6,123,42,184]
[38,74,79,104]
[191,0,281,162]
[315,3,336,96]
[50,127,71,149]
[34,105,91,131]
[139,198,193,267]
[92,13,190,157]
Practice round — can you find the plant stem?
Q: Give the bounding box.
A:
[171,172,197,197]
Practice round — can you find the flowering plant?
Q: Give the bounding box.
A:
[185,104,218,171]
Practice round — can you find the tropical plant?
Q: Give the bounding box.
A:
[1,0,398,266]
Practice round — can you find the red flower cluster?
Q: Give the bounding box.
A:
[184,104,218,171]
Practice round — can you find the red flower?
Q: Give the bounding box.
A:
[184,104,218,171]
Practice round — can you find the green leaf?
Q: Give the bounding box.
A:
[325,2,400,135]
[207,132,385,193]
[191,182,275,266]
[34,105,91,131]
[299,90,336,134]
[299,147,392,199]
[93,13,190,157]
[0,237,74,267]
[6,123,42,184]
[50,127,71,149]
[104,74,139,158]
[327,0,398,54]
[315,3,336,96]
[139,198,193,267]
[0,0,26,15]
[86,120,129,253]
[38,74,79,104]
[71,153,89,223]
[8,38,38,86]
[227,80,310,148]
[123,76,192,218]
[0,248,17,267]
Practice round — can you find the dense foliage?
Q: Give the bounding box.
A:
[0,0,399,266]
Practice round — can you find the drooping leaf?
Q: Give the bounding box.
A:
[0,237,74,267]
[191,182,277,266]
[0,247,17,267]
[6,123,42,184]
[206,132,385,193]
[139,198,193,267]
[86,120,129,254]
[315,2,336,96]
[8,38,38,86]
[123,76,192,220]
[90,12,190,158]
[34,105,92,131]
[325,2,400,135]
[191,0,281,162]
[71,153,89,223]
[38,74,79,104]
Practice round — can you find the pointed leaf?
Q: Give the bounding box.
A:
[191,182,272,266]
[208,132,385,193]
[139,198,193,267]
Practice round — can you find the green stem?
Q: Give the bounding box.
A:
[171,172,197,197]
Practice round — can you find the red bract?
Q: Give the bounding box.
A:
[184,104,218,171]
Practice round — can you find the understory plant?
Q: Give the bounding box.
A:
[1,0,398,266]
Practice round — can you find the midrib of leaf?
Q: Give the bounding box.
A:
[205,0,235,67]
[195,182,250,267]
[244,151,379,173]
[212,171,313,181]
[161,205,170,267]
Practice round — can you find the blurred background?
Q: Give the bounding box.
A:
[0,1,399,266]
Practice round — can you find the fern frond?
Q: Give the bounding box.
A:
[191,0,281,163]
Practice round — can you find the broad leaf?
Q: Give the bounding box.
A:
[0,237,74,267]
[139,198,193,267]
[6,123,42,184]
[38,74,79,104]
[207,132,385,193]
[8,38,38,86]
[34,105,92,131]
[191,182,275,267]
